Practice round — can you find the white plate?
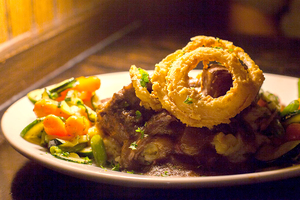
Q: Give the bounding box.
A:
[2,71,300,188]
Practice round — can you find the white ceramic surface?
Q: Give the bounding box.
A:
[2,71,300,188]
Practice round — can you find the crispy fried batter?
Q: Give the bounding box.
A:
[150,36,264,128]
[131,36,264,128]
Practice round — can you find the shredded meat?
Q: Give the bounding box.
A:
[201,63,233,98]
[144,110,184,136]
[96,68,260,175]
[97,84,155,144]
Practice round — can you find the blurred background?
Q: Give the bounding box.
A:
[0,0,299,117]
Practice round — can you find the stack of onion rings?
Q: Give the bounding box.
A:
[130,36,264,129]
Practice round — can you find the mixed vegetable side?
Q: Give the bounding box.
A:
[20,75,300,171]
[253,78,300,164]
[21,76,107,166]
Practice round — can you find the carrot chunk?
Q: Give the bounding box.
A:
[43,114,73,140]
[74,76,100,93]
[65,115,91,136]
[33,99,70,119]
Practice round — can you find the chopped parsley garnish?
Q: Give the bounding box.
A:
[136,127,147,139]
[135,110,142,119]
[184,95,193,104]
[216,37,220,42]
[162,171,169,177]
[136,127,142,133]
[214,46,223,50]
[112,163,120,171]
[138,68,149,87]
[228,48,233,52]
[169,61,174,68]
[129,141,138,150]
[123,101,129,108]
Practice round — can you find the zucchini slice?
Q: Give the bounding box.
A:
[80,102,97,122]
[64,90,80,104]
[49,77,77,95]
[58,100,74,116]
[27,78,77,103]
[40,131,48,147]
[48,135,89,148]
[59,143,87,153]
[48,142,87,153]
[282,110,300,126]
[91,93,102,109]
[27,89,44,104]
[78,146,93,157]
[51,152,92,164]
[20,117,45,144]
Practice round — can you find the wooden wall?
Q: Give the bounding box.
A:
[0,0,106,61]
[0,0,136,108]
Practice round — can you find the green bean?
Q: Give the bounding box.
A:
[90,135,107,167]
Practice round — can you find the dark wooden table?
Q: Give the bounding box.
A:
[1,24,300,199]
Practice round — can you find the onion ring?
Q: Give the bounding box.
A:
[135,36,264,128]
[153,47,263,128]
[129,65,161,111]
[183,36,264,90]
[150,49,186,104]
